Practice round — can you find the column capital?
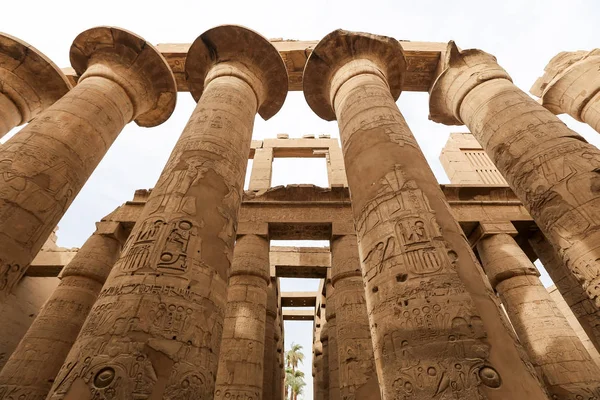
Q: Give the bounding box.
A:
[70,26,177,127]
[468,221,517,247]
[303,29,405,121]
[0,33,71,129]
[186,25,287,120]
[429,41,511,125]
[530,49,600,119]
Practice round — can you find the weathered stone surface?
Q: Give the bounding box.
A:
[46,25,287,399]
[0,221,126,399]
[531,49,600,133]
[326,282,341,400]
[477,229,600,399]
[330,235,375,399]
[0,33,71,137]
[263,278,278,399]
[430,42,600,313]
[305,29,547,399]
[214,234,270,399]
[320,316,331,400]
[529,231,600,353]
[0,26,176,297]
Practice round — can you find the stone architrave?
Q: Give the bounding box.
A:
[263,278,278,398]
[531,49,600,133]
[0,33,71,138]
[330,235,375,398]
[429,42,600,313]
[475,222,600,398]
[214,234,270,399]
[529,231,600,353]
[0,27,176,296]
[0,221,127,399]
[304,30,548,399]
[46,25,287,399]
[326,282,341,400]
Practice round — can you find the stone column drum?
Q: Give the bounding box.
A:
[0,27,177,296]
[46,25,287,399]
[476,223,600,398]
[0,221,126,399]
[214,234,270,399]
[326,282,341,400]
[275,311,284,400]
[0,33,71,138]
[429,42,600,313]
[531,49,600,134]
[320,320,331,400]
[330,235,375,399]
[529,231,600,352]
[304,30,548,399]
[314,333,325,400]
[263,278,278,398]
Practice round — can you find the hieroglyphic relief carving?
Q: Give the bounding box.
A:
[46,25,287,399]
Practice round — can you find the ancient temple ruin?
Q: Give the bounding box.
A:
[1,25,600,399]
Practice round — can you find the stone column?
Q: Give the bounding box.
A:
[314,331,324,400]
[46,25,287,400]
[0,221,126,399]
[529,231,600,353]
[304,30,547,399]
[263,278,278,398]
[326,282,341,400]
[330,235,375,398]
[429,41,600,314]
[214,234,270,399]
[275,314,284,400]
[320,319,330,400]
[0,27,176,296]
[475,222,600,398]
[531,49,600,134]
[0,33,71,138]
[249,147,273,191]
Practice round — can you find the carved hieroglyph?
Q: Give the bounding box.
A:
[46,25,287,399]
[0,27,176,297]
[0,221,126,399]
[529,231,600,352]
[326,282,341,400]
[531,49,600,133]
[477,230,600,399]
[263,278,278,399]
[429,42,600,314]
[214,234,270,399]
[330,235,375,398]
[304,30,548,399]
[0,33,71,137]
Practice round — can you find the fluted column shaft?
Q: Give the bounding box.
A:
[477,232,600,398]
[330,235,375,399]
[215,234,269,399]
[304,31,547,399]
[263,278,278,398]
[430,43,600,313]
[0,27,175,297]
[46,25,286,396]
[326,283,341,400]
[529,232,600,353]
[0,221,125,399]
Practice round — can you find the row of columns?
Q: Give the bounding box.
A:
[2,24,600,399]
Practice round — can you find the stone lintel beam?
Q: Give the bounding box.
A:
[531,49,600,133]
[63,40,446,92]
[0,33,71,137]
[0,26,176,297]
[281,291,318,307]
[468,221,518,248]
[282,309,314,321]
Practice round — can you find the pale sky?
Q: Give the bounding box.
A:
[3,1,600,398]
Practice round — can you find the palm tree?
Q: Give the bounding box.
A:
[285,342,305,373]
[285,368,306,400]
